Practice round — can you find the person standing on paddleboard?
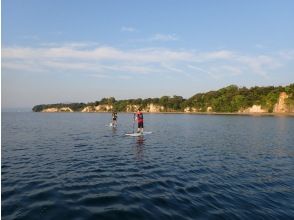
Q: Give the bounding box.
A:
[135,108,144,133]
[112,111,118,127]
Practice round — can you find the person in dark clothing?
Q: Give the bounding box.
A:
[112,111,117,127]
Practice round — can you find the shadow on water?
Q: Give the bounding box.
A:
[134,136,145,160]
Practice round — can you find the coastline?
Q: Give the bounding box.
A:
[142,112,294,116]
[126,111,294,117]
[35,111,294,117]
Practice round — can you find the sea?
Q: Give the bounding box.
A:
[2,112,294,219]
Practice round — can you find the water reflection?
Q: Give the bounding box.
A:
[111,126,117,136]
[134,136,145,160]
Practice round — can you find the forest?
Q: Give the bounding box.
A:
[32,84,294,113]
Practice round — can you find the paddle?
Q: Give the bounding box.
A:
[133,113,136,133]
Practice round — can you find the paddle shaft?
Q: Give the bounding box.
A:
[133,113,136,133]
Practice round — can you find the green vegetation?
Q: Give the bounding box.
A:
[182,85,286,112]
[32,103,87,112]
[32,84,294,113]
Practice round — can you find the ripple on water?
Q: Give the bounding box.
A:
[2,113,294,219]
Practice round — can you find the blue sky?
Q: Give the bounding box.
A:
[2,0,294,108]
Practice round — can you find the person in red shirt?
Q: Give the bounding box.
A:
[135,108,144,133]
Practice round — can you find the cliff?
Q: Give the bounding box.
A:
[81,105,113,112]
[273,92,294,113]
[42,107,73,112]
[38,93,293,114]
[40,104,166,113]
[32,84,294,114]
[237,92,294,113]
[239,105,267,113]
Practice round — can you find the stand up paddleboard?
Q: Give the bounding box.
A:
[106,122,117,128]
[125,131,152,137]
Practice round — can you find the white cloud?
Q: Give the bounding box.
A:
[121,26,136,32]
[220,66,242,76]
[187,65,214,77]
[2,43,289,80]
[132,33,178,43]
[236,55,281,76]
[2,46,194,63]
[150,33,178,41]
[201,50,235,60]
[161,63,184,73]
[279,50,294,60]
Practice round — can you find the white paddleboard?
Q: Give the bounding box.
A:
[106,123,117,128]
[125,131,152,136]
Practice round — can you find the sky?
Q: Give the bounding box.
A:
[2,0,294,108]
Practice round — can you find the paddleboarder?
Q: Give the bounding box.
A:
[135,108,144,133]
[112,111,118,127]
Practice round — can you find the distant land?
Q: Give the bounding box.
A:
[32,84,294,114]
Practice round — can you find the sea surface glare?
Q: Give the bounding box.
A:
[2,112,294,220]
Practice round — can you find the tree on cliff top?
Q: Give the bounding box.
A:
[32,84,294,112]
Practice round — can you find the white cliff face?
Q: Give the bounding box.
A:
[273,92,289,113]
[184,107,198,113]
[240,105,267,113]
[39,93,294,113]
[126,105,139,112]
[82,106,95,112]
[42,108,59,112]
[125,104,165,112]
[95,105,113,112]
[184,107,190,113]
[207,107,213,112]
[43,104,113,112]
[42,107,73,112]
[146,104,164,112]
[60,107,73,112]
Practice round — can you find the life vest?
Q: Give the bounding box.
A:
[137,112,143,122]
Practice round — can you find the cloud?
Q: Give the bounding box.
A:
[279,50,294,60]
[2,43,289,80]
[200,50,235,60]
[132,33,178,43]
[150,33,178,41]
[236,55,281,77]
[187,65,214,76]
[121,26,136,32]
[220,66,242,76]
[161,63,184,73]
[2,46,194,63]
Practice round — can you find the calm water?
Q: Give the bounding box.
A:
[2,112,294,220]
